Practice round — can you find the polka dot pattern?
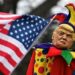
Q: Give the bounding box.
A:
[34,48,53,75]
[38,66,44,73]
[38,52,42,56]
[40,58,44,62]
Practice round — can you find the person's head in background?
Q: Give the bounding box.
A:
[52,23,75,49]
[50,4,75,50]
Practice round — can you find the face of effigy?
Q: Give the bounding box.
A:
[52,24,74,49]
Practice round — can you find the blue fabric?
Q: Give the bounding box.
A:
[35,43,52,49]
[72,70,75,75]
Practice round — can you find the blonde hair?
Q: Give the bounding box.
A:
[54,23,75,41]
[59,24,74,32]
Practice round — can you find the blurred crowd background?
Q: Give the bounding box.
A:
[1,0,73,17]
[0,0,75,75]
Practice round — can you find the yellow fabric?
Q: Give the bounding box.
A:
[70,52,75,58]
[34,48,53,75]
[66,4,75,25]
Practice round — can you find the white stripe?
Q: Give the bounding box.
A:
[0,19,13,24]
[4,24,11,30]
[0,45,21,63]
[0,33,27,55]
[0,56,14,72]
[0,15,20,18]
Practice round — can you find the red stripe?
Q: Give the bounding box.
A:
[0,39,23,58]
[0,51,16,66]
[0,63,10,75]
[0,17,14,20]
[0,29,8,34]
[0,24,4,30]
[0,23,11,34]
[0,12,12,15]
[0,24,4,27]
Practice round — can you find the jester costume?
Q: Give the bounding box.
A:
[26,43,75,75]
[26,4,75,75]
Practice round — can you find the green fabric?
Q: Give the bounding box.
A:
[61,50,73,65]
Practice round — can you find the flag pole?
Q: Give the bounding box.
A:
[28,14,57,50]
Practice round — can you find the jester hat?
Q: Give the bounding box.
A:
[52,3,75,40]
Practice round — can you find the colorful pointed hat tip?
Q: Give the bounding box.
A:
[65,3,75,40]
[65,3,75,26]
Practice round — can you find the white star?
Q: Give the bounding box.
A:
[16,19,19,22]
[30,15,34,18]
[23,27,26,30]
[43,18,45,21]
[37,26,39,30]
[31,39,33,42]
[30,35,32,38]
[21,18,24,21]
[41,25,43,29]
[31,20,34,23]
[29,30,32,34]
[35,18,38,21]
[26,26,30,29]
[39,20,42,23]
[33,28,36,31]
[25,32,28,35]
[28,41,30,43]
[26,44,29,48]
[14,30,18,33]
[31,24,34,27]
[19,28,22,32]
[37,16,41,18]
[21,22,24,25]
[36,32,38,35]
[17,24,20,27]
[16,35,20,39]
[22,39,25,42]
[10,32,13,35]
[13,25,16,28]
[26,21,29,24]
[20,34,24,37]
[26,37,28,40]
[35,23,38,26]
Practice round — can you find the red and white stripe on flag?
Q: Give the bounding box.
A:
[0,12,25,75]
[0,12,20,34]
[0,33,27,75]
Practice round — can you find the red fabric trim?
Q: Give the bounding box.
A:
[50,56,74,75]
[46,47,62,57]
[51,56,69,75]
[71,60,75,70]
[26,51,35,75]
[54,14,66,23]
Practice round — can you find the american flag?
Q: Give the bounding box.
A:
[0,13,48,75]
[0,12,20,32]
